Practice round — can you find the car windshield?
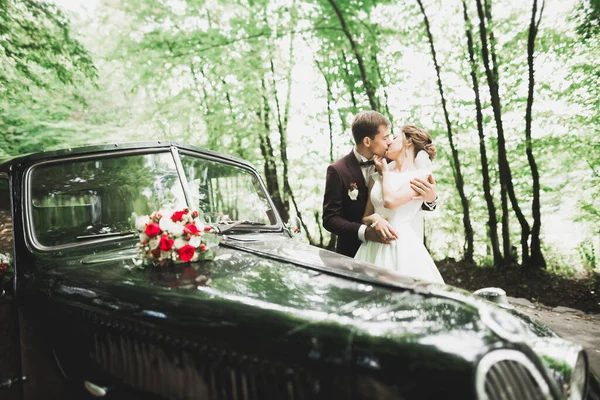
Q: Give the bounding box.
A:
[179,153,278,228]
[28,150,278,248]
[29,152,188,247]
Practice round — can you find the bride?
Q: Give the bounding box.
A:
[354,125,444,284]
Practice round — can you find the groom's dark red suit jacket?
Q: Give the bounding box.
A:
[322,151,370,258]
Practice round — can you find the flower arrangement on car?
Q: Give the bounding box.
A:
[0,252,12,282]
[135,208,219,268]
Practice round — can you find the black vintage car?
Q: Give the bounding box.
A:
[0,142,598,400]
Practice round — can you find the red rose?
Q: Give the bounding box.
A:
[178,244,195,262]
[145,223,161,237]
[171,209,188,222]
[185,223,200,236]
[159,235,174,251]
[151,248,161,258]
[203,226,212,232]
[199,243,207,252]
[191,210,199,218]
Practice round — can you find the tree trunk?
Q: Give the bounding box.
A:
[475,0,531,266]
[315,59,335,164]
[258,78,288,222]
[417,0,474,264]
[462,0,502,267]
[341,50,359,112]
[372,50,394,130]
[267,16,317,244]
[525,0,546,269]
[328,0,379,111]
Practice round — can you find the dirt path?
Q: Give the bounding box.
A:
[509,297,600,374]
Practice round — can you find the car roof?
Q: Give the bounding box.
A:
[0,141,254,173]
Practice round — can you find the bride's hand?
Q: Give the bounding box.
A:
[373,156,387,175]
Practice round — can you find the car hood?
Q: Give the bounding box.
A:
[27,233,575,399]
[31,234,541,367]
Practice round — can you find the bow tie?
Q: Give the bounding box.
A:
[359,160,375,167]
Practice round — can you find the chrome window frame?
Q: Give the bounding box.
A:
[24,148,180,252]
[177,149,283,230]
[24,147,283,252]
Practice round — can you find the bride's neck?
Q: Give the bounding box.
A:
[399,149,416,171]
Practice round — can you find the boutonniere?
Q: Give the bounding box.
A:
[348,182,359,201]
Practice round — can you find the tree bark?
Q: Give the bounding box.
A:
[328,0,379,111]
[417,0,474,263]
[525,0,546,269]
[258,78,288,222]
[462,0,502,267]
[341,50,359,112]
[315,59,335,164]
[475,0,531,266]
[372,49,394,130]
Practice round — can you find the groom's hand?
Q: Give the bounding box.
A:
[365,219,398,244]
[410,174,437,203]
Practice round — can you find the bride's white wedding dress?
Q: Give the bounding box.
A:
[354,161,444,284]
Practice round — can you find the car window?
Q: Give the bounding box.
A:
[29,152,188,247]
[0,179,13,256]
[179,154,277,226]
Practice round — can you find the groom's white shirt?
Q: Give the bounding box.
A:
[353,147,375,243]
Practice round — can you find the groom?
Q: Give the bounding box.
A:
[322,111,437,258]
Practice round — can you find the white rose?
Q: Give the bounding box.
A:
[135,216,151,231]
[148,237,160,250]
[139,233,149,243]
[159,217,175,232]
[170,223,184,236]
[188,236,202,248]
[174,238,187,249]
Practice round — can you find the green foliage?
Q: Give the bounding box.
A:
[577,240,597,272]
[2,0,600,274]
[0,0,96,96]
[573,0,600,39]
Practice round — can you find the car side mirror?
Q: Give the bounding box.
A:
[473,287,512,308]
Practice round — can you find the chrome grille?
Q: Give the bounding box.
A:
[90,330,318,400]
[476,350,554,400]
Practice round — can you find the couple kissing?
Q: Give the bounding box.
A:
[322,110,444,284]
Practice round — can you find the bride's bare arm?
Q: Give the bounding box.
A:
[361,178,383,225]
[381,168,420,209]
[361,178,398,241]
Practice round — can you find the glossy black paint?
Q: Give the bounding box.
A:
[0,142,598,400]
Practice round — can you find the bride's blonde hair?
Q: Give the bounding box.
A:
[401,125,436,160]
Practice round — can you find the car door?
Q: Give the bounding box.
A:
[0,175,23,400]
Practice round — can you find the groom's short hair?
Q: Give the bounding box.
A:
[351,111,391,145]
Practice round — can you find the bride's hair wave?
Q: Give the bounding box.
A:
[401,125,437,161]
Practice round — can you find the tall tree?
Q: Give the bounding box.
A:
[525,0,547,269]
[417,0,474,263]
[475,0,531,266]
[326,0,380,111]
[462,0,502,266]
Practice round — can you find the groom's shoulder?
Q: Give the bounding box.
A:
[330,152,353,170]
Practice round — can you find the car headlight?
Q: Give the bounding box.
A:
[569,352,587,400]
[529,338,588,400]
